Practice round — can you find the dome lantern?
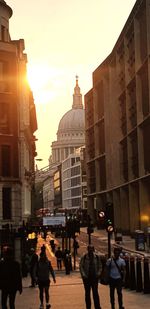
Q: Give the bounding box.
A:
[72,75,83,109]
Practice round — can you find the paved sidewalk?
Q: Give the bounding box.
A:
[81,227,150,257]
[15,272,150,309]
[13,230,150,309]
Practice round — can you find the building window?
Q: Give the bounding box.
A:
[71,158,75,166]
[71,176,80,187]
[139,63,149,117]
[72,197,81,207]
[2,187,11,220]
[143,122,150,173]
[71,187,81,197]
[71,165,80,177]
[96,81,104,120]
[0,103,10,133]
[1,25,5,41]
[1,145,11,177]
[0,61,9,92]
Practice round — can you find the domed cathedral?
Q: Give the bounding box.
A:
[51,76,85,164]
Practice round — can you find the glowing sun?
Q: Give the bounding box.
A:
[27,63,55,104]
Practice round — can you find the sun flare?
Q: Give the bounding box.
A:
[27,63,56,104]
[27,63,50,91]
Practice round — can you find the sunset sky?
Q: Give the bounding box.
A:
[8,0,136,169]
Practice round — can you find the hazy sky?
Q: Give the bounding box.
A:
[8,0,136,169]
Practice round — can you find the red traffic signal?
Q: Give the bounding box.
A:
[98,211,105,218]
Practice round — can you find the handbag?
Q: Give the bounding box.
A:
[100,264,110,285]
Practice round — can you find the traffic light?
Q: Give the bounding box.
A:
[97,210,106,229]
[66,216,80,238]
[105,202,114,233]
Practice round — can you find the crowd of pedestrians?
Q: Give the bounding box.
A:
[0,236,126,309]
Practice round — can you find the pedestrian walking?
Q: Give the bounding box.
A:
[50,239,56,253]
[63,248,72,274]
[106,247,126,309]
[41,244,46,254]
[22,252,30,277]
[79,244,102,309]
[29,247,38,287]
[73,237,79,255]
[0,246,22,309]
[55,246,63,270]
[36,251,56,309]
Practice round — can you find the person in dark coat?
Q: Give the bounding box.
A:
[29,247,38,287]
[80,244,102,309]
[73,237,79,255]
[55,246,63,270]
[36,252,56,309]
[0,246,22,309]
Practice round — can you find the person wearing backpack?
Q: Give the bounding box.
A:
[79,244,102,309]
[36,252,56,309]
[106,247,126,309]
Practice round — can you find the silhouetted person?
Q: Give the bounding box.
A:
[80,244,102,309]
[22,252,30,277]
[55,246,63,270]
[73,238,79,255]
[63,249,72,274]
[36,252,56,309]
[29,248,38,287]
[41,244,46,254]
[0,246,22,309]
[50,239,56,253]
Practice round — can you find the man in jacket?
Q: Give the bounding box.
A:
[106,247,126,309]
[0,246,22,309]
[80,244,102,309]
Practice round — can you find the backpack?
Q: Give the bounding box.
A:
[37,259,50,281]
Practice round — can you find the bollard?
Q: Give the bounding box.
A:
[124,254,130,289]
[136,256,143,292]
[143,257,150,294]
[129,255,136,290]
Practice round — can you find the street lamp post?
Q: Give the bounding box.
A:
[87,215,94,245]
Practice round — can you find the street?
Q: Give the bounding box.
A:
[16,271,150,309]
[14,230,150,308]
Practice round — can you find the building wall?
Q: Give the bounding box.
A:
[62,154,82,210]
[0,2,37,228]
[85,0,150,233]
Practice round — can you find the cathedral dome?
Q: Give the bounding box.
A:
[57,76,85,141]
[58,108,85,133]
[51,77,85,164]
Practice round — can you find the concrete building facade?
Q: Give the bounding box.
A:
[0,1,37,229]
[85,0,150,233]
[41,78,85,212]
[62,151,81,210]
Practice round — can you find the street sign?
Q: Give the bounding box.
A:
[43,216,66,227]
